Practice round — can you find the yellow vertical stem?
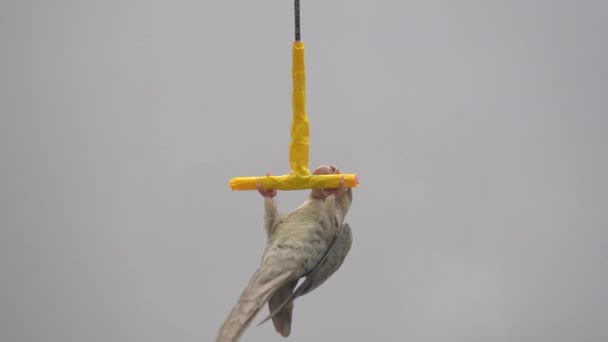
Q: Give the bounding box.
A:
[228,40,359,191]
[289,41,310,176]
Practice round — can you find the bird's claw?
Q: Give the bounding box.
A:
[322,175,345,198]
[257,172,276,198]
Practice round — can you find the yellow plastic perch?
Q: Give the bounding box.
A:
[229,41,358,191]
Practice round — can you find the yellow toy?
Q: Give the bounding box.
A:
[229,1,358,191]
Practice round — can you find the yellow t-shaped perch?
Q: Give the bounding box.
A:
[229,41,358,191]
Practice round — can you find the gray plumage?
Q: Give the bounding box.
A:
[216,165,353,342]
[257,222,353,326]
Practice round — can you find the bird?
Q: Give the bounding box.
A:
[216,165,354,341]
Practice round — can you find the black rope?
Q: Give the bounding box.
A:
[294,0,301,41]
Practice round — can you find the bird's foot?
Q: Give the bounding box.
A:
[322,174,345,198]
[257,171,277,198]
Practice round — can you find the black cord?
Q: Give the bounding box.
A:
[294,0,301,41]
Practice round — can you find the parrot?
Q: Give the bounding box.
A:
[216,165,354,341]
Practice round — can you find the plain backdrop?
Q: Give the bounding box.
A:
[1,1,607,341]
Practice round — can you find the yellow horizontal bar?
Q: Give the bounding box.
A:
[229,173,358,191]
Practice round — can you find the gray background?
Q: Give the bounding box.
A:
[1,1,607,341]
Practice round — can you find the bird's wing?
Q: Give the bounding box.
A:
[298,223,353,296]
[257,223,353,326]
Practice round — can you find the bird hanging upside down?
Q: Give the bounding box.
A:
[216,165,354,342]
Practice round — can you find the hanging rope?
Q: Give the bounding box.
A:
[294,0,301,41]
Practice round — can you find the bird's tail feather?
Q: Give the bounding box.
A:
[268,280,298,337]
[216,269,293,342]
